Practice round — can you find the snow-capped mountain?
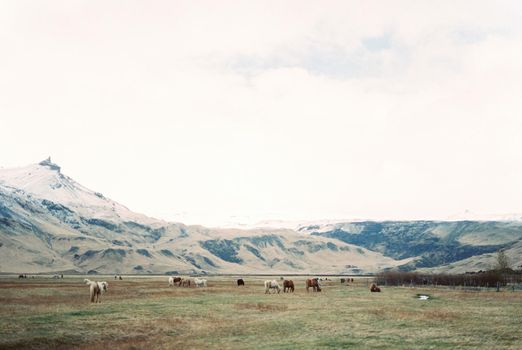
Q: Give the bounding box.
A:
[0,158,160,226]
[0,159,409,274]
[0,159,521,275]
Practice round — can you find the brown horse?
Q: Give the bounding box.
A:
[237,279,245,286]
[181,279,191,287]
[370,283,381,292]
[283,280,294,293]
[173,277,182,286]
[306,278,321,292]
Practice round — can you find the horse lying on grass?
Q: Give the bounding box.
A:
[370,283,381,292]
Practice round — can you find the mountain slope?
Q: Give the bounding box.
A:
[1,159,521,274]
[306,221,522,271]
[0,160,407,274]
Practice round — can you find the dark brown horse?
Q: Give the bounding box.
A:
[370,283,381,292]
[283,280,294,293]
[237,278,245,286]
[306,278,321,292]
[173,277,182,286]
[181,279,191,287]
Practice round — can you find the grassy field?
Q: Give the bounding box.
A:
[0,276,521,349]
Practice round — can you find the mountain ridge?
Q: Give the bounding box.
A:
[1,160,521,274]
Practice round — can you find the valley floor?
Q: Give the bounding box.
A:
[0,276,521,349]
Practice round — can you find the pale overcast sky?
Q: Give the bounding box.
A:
[1,1,522,226]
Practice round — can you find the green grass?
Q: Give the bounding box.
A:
[0,277,521,349]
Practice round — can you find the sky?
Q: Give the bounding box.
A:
[1,1,522,226]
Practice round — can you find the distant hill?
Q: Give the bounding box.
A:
[0,159,521,274]
[304,221,522,272]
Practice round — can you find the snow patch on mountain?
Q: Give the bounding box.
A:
[0,158,162,226]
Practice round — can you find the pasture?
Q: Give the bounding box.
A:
[0,276,521,349]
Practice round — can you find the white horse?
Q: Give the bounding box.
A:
[194,278,207,288]
[84,279,102,303]
[264,280,281,294]
[168,276,175,286]
[98,281,108,294]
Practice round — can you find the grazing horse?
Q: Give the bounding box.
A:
[264,280,281,294]
[340,278,346,284]
[283,280,294,293]
[84,279,102,303]
[306,278,321,292]
[194,278,207,288]
[370,283,381,292]
[168,276,182,286]
[237,278,245,286]
[181,279,191,287]
[98,281,108,294]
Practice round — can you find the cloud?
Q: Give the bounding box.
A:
[1,1,522,225]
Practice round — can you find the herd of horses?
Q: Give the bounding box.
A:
[168,276,207,287]
[80,276,381,303]
[261,278,332,293]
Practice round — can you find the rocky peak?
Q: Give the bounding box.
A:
[39,157,61,172]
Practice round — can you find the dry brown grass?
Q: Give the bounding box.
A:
[235,302,288,312]
[1,276,521,350]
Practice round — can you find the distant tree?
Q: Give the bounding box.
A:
[496,250,510,271]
